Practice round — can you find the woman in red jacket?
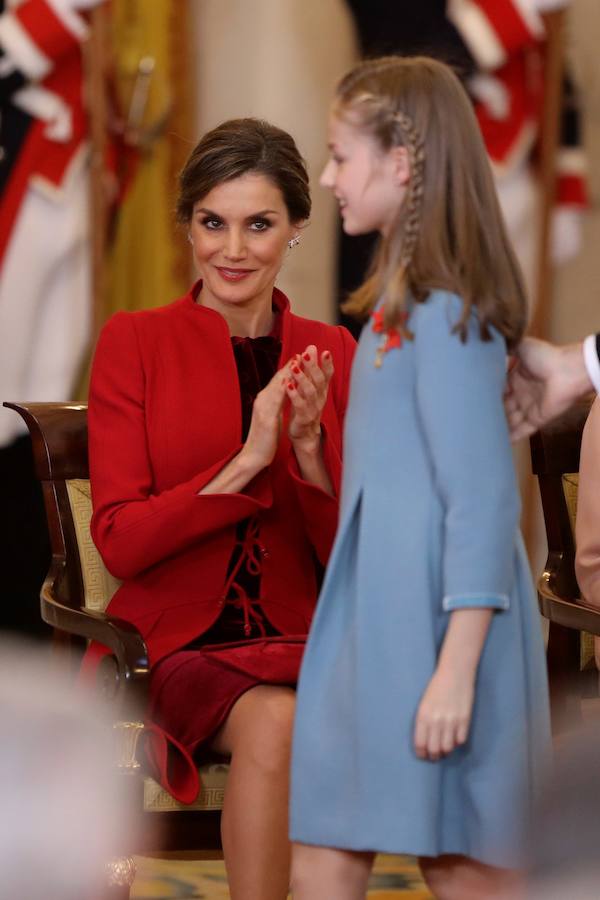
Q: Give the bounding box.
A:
[87,118,355,900]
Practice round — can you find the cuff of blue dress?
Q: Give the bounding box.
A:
[442,593,510,612]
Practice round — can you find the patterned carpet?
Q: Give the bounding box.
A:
[131,854,433,898]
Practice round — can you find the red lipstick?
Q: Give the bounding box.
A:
[215,266,255,282]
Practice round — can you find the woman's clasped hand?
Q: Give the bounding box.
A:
[286,346,335,452]
[239,346,335,472]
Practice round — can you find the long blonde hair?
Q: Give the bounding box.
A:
[337,56,527,349]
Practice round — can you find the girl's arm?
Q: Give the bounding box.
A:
[414,609,493,760]
[412,293,520,759]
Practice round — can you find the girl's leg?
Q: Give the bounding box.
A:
[291,844,374,900]
[419,854,524,900]
[209,684,296,900]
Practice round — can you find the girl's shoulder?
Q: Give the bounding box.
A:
[410,289,465,330]
[410,290,502,347]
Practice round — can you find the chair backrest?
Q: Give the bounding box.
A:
[530,401,592,601]
[5,405,229,826]
[4,403,120,617]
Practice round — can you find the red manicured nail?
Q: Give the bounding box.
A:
[292,365,301,375]
[323,351,331,359]
[288,381,296,390]
[303,352,310,361]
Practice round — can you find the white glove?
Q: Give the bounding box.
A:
[49,0,105,11]
[44,0,105,41]
[533,0,570,12]
[550,206,584,267]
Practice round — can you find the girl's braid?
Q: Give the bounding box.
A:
[392,110,425,270]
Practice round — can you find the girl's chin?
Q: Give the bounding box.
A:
[342,219,370,237]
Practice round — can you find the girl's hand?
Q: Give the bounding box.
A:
[240,362,292,471]
[286,345,334,454]
[413,667,475,762]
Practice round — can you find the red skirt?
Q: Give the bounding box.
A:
[144,636,306,803]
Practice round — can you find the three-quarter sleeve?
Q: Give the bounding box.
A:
[575,398,600,605]
[89,313,273,580]
[413,293,520,612]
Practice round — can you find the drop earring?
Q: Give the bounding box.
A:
[187,232,193,245]
[288,235,301,249]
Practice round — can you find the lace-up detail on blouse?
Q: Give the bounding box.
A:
[196,321,282,646]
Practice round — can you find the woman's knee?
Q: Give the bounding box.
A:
[232,686,296,776]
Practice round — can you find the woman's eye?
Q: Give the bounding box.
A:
[200,217,222,230]
[250,220,271,232]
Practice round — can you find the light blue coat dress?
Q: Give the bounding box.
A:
[290,291,551,869]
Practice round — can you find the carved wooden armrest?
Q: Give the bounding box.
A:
[41,582,150,712]
[538,572,600,636]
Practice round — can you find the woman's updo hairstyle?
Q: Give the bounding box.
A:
[176,118,311,226]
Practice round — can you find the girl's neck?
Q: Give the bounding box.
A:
[198,284,275,338]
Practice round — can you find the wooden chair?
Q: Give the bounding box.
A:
[530,400,600,732]
[4,402,226,899]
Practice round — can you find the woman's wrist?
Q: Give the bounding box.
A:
[199,447,266,496]
[290,428,322,459]
[236,446,269,479]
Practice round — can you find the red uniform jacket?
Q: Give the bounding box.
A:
[87,284,356,670]
[0,0,90,266]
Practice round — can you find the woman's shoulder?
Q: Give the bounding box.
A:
[288,310,356,350]
[98,295,191,343]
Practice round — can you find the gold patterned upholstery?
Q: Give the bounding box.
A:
[66,480,121,611]
[65,478,229,812]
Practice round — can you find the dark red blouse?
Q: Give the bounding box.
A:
[197,323,282,644]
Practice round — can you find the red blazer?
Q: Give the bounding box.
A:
[87,283,356,667]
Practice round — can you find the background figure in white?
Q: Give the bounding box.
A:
[0,0,102,447]
[341,0,587,314]
[449,0,587,301]
[0,0,102,636]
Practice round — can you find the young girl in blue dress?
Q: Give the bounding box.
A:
[289,56,551,900]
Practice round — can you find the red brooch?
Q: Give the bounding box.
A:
[371,307,413,368]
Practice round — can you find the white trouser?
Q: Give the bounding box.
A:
[0,162,91,447]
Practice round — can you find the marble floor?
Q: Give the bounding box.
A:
[131,854,433,899]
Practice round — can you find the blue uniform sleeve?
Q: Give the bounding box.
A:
[413,292,520,612]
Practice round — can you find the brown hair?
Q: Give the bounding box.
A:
[336,56,527,349]
[176,118,311,226]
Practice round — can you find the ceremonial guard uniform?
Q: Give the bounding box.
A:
[343,0,587,304]
[0,0,101,633]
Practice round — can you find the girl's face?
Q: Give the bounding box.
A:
[320,114,409,237]
[189,172,299,312]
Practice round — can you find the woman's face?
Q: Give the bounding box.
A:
[320,114,408,237]
[189,173,298,312]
